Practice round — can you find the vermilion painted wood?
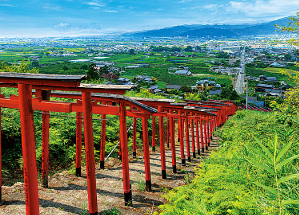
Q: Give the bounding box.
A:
[82,92,98,214]
[142,117,151,191]
[210,117,213,139]
[167,114,170,148]
[170,116,177,173]
[190,114,196,158]
[196,119,200,155]
[132,117,137,157]
[75,112,82,177]
[100,113,106,169]
[204,120,208,150]
[178,110,181,143]
[185,117,190,161]
[35,86,128,95]
[119,101,132,205]
[179,116,185,164]
[152,116,156,151]
[41,111,50,188]
[0,97,73,113]
[206,119,211,146]
[18,84,39,215]
[158,106,166,179]
[0,78,81,88]
[0,105,2,203]
[200,119,204,152]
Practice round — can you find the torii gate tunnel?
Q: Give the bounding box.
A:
[0,72,237,215]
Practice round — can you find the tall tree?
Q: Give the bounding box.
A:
[87,63,99,80]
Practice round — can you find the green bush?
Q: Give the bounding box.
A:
[159,110,299,214]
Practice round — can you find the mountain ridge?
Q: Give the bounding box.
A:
[123,16,290,38]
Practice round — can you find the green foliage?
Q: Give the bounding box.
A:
[129,49,135,55]
[102,207,121,215]
[159,110,299,214]
[87,63,99,80]
[135,173,146,192]
[216,52,230,59]
[184,92,207,101]
[1,60,38,73]
[275,12,299,46]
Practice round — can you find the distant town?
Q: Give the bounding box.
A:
[0,36,298,107]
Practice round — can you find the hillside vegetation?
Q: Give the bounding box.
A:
[158,109,299,214]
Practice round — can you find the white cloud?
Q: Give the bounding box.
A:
[203,4,218,10]
[54,23,70,30]
[227,0,299,17]
[85,1,104,7]
[0,3,12,6]
[43,3,62,11]
[104,9,117,13]
[179,0,192,3]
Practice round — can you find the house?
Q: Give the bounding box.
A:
[264,89,282,97]
[125,65,139,69]
[135,75,153,84]
[100,72,119,81]
[209,90,222,96]
[165,85,182,91]
[117,77,131,84]
[255,83,274,92]
[279,84,291,91]
[148,85,162,94]
[174,70,192,76]
[270,62,282,67]
[258,75,278,83]
[195,80,218,90]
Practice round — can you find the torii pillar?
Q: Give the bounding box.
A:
[19,84,39,215]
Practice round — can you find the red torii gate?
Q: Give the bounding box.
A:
[0,72,152,214]
[120,98,218,173]
[0,72,238,215]
[46,91,158,192]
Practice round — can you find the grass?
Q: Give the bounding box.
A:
[158,110,299,215]
[135,173,146,192]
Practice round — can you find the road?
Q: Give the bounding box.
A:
[234,48,245,94]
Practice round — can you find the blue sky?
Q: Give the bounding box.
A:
[1,0,299,37]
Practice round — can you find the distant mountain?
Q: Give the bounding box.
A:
[124,17,290,38]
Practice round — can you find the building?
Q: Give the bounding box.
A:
[174,70,192,76]
[255,83,274,92]
[165,85,182,91]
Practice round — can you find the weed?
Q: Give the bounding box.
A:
[160,186,169,193]
[135,173,146,192]
[184,172,190,184]
[102,207,121,215]
[79,203,86,215]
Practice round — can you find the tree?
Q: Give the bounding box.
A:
[99,65,109,75]
[129,49,135,55]
[185,46,193,52]
[62,65,68,71]
[180,85,191,92]
[284,53,292,61]
[216,52,230,59]
[220,85,240,100]
[32,60,39,67]
[87,63,99,80]
[275,12,299,47]
[195,46,202,52]
[1,60,38,73]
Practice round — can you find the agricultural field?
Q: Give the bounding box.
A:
[0,46,233,88]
